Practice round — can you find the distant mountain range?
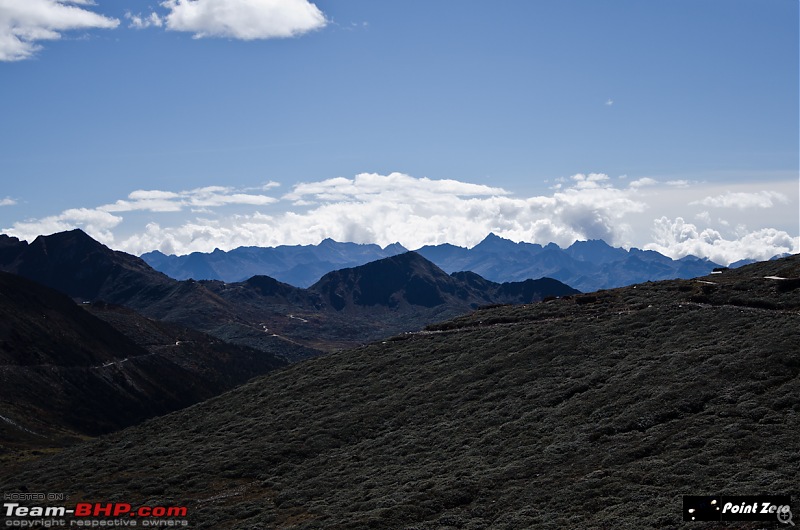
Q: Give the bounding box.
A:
[142,233,729,292]
[0,230,577,354]
[142,238,408,287]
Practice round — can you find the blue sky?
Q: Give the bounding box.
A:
[0,0,797,264]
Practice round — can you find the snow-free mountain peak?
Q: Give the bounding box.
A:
[138,234,728,292]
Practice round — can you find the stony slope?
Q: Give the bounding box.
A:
[1,256,797,528]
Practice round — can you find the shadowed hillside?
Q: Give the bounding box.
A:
[0,229,173,303]
[0,271,287,458]
[309,251,577,311]
[1,256,797,528]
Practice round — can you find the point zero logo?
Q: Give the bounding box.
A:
[684,495,793,524]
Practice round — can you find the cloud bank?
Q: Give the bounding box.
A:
[647,217,797,265]
[160,0,326,40]
[2,172,797,266]
[9,207,122,244]
[691,190,788,210]
[117,172,644,255]
[0,0,119,61]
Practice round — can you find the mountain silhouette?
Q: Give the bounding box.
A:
[0,229,172,303]
[141,233,729,292]
[1,230,578,353]
[0,231,323,360]
[417,234,725,291]
[311,252,469,310]
[142,238,409,286]
[310,251,579,312]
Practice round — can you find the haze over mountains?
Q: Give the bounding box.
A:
[2,254,797,528]
[142,233,728,293]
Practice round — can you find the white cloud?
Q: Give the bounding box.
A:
[3,172,796,267]
[666,180,691,188]
[629,177,658,189]
[646,216,798,266]
[691,190,789,209]
[160,0,326,40]
[125,11,163,29]
[284,172,508,202]
[129,190,181,200]
[110,172,647,255]
[185,186,277,207]
[694,211,712,224]
[1,185,277,246]
[0,0,119,61]
[569,173,611,190]
[0,197,16,206]
[6,207,122,245]
[100,185,277,213]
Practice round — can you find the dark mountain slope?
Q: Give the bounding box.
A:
[0,272,144,368]
[0,229,173,303]
[2,256,797,528]
[0,231,323,358]
[0,271,287,456]
[283,252,579,348]
[0,234,25,265]
[309,251,578,312]
[309,252,474,310]
[1,231,576,353]
[0,230,259,331]
[83,301,287,392]
[492,276,578,302]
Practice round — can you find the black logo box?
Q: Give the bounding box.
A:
[683,495,792,522]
